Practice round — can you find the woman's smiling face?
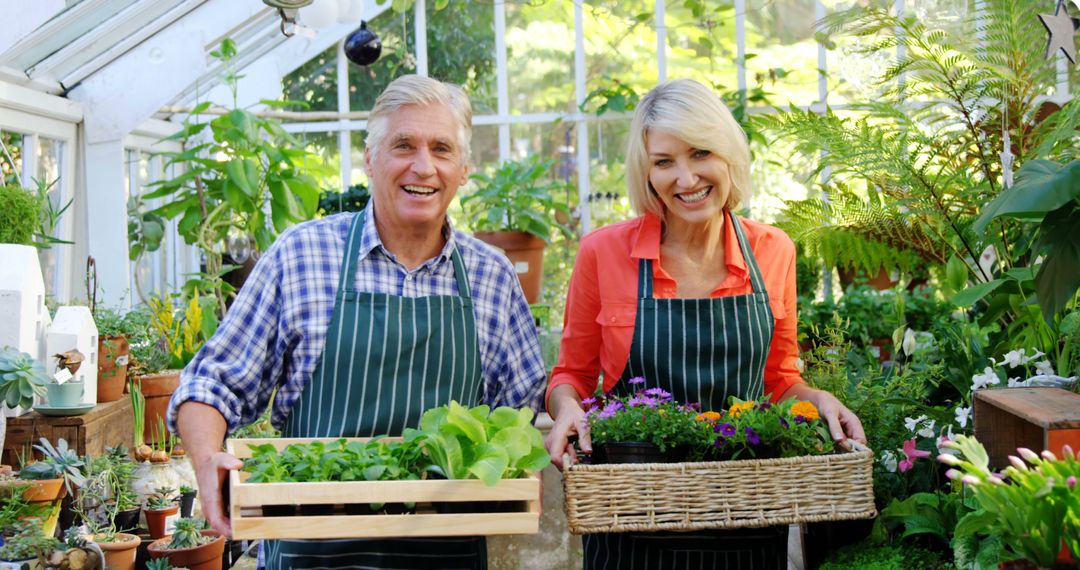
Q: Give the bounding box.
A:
[646,130,730,227]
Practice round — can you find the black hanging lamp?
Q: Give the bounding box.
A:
[344,21,382,66]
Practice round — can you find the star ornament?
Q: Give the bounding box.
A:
[1039,0,1080,64]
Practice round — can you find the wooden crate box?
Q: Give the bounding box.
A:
[2,398,133,466]
[226,438,541,540]
[974,387,1080,469]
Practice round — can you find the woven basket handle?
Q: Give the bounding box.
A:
[848,440,871,453]
[562,453,574,469]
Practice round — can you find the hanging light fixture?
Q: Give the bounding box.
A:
[344,21,382,66]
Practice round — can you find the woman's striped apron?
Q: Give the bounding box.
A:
[584,211,786,570]
[263,211,487,569]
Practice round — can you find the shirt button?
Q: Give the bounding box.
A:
[609,317,617,323]
[405,275,413,281]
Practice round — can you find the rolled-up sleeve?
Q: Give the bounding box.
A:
[547,234,604,407]
[167,245,285,435]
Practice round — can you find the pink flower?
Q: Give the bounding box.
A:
[899,438,931,473]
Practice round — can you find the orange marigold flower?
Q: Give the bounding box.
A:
[728,401,755,417]
[791,401,820,421]
[696,411,722,422]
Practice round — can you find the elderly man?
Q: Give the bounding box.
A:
[169,75,547,569]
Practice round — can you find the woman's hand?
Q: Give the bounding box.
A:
[782,384,866,447]
[545,385,592,469]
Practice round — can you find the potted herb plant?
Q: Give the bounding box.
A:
[144,487,179,539]
[459,156,572,303]
[146,517,225,570]
[90,306,132,403]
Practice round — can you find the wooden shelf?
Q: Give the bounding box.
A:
[973,387,1080,469]
[3,398,133,466]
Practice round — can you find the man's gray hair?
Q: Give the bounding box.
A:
[365,75,473,164]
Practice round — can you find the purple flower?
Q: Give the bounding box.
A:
[581,397,597,408]
[628,376,646,385]
[779,417,789,429]
[745,427,760,445]
[756,402,772,411]
[644,387,672,401]
[714,437,726,448]
[688,402,702,411]
[643,397,659,409]
[794,416,808,424]
[627,396,649,407]
[598,401,623,419]
[716,423,736,437]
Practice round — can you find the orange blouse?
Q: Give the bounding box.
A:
[546,211,805,409]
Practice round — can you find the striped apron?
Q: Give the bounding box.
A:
[263,211,487,570]
[584,211,787,570]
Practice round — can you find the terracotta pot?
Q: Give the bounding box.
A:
[148,531,225,570]
[145,505,179,539]
[97,335,129,402]
[474,231,546,304]
[136,372,181,445]
[837,266,897,291]
[90,532,139,570]
[13,477,67,502]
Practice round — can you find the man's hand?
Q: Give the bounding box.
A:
[545,385,592,469]
[195,451,244,537]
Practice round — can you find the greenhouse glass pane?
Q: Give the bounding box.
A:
[1,131,23,186]
[824,0,894,105]
[587,119,635,229]
[664,0,738,93]
[283,44,338,112]
[426,1,497,115]
[507,2,575,114]
[509,122,578,188]
[583,1,657,109]
[130,150,155,302]
[349,130,369,188]
[35,137,65,298]
[348,9,416,112]
[749,136,816,224]
[744,0,820,107]
[299,131,341,189]
[470,125,500,175]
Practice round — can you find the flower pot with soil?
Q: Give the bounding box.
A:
[147,520,225,570]
[144,489,180,539]
[89,532,139,570]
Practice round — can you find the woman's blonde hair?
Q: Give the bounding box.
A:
[625,79,751,217]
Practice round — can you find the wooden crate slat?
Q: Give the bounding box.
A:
[232,477,539,505]
[974,387,1080,469]
[231,512,539,540]
[974,388,1080,429]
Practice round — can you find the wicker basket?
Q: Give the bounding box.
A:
[563,448,876,534]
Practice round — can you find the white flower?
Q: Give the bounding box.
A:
[1034,360,1055,376]
[902,328,917,356]
[917,419,936,439]
[954,406,972,429]
[904,415,927,433]
[938,426,960,456]
[994,349,1026,368]
[880,450,898,473]
[1007,377,1030,388]
[971,367,1000,391]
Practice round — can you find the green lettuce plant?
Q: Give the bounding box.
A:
[411,402,550,486]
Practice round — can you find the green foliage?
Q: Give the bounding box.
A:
[74,447,139,538]
[27,438,86,494]
[243,437,427,486]
[0,480,39,534]
[133,38,331,315]
[0,184,39,245]
[145,558,174,570]
[942,435,1080,567]
[413,402,550,486]
[816,539,950,570]
[0,347,49,410]
[318,183,370,216]
[584,385,701,455]
[145,487,177,511]
[460,156,571,243]
[0,520,59,562]
[146,292,216,370]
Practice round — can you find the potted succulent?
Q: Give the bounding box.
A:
[459,156,572,303]
[143,487,179,539]
[0,521,58,570]
[177,485,197,519]
[90,306,133,403]
[0,347,50,417]
[146,517,225,570]
[42,527,105,570]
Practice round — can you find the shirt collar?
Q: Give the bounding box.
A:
[631,210,748,284]
[358,201,456,268]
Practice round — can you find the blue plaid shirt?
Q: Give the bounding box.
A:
[168,203,547,434]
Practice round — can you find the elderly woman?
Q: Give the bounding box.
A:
[545,78,866,569]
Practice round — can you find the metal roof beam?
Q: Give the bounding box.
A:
[66,0,271,143]
[1,0,65,56]
[0,0,136,72]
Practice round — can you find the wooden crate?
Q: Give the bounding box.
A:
[2,398,133,467]
[974,387,1080,469]
[226,438,541,540]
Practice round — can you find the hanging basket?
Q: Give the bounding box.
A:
[563,447,876,534]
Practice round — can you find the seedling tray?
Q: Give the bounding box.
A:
[226,437,541,540]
